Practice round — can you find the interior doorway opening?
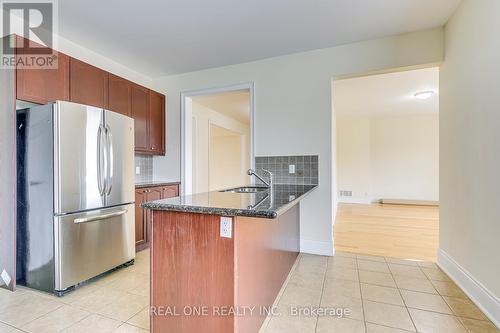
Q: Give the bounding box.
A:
[181,83,254,195]
[332,67,440,261]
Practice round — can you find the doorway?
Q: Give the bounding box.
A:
[332,67,440,261]
[181,83,254,195]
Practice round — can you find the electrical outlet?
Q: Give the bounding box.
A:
[1,269,11,286]
[340,190,353,197]
[135,166,140,175]
[289,164,296,174]
[220,217,232,238]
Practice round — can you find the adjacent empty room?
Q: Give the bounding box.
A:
[333,67,440,261]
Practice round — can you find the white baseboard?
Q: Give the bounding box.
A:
[438,249,500,328]
[380,198,439,206]
[300,239,333,256]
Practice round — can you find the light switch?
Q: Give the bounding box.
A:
[289,164,296,174]
[135,166,140,175]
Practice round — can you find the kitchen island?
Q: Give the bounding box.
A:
[142,184,316,333]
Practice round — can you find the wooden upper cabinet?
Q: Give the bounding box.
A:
[15,36,70,104]
[70,58,108,109]
[12,36,167,156]
[108,74,131,116]
[131,83,150,152]
[149,90,165,155]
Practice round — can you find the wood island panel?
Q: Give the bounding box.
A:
[233,205,300,333]
[151,212,235,333]
[150,205,300,333]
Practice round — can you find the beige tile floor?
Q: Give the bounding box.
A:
[0,249,150,333]
[1,249,498,333]
[260,252,499,333]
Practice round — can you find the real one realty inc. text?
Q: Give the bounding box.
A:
[150,305,351,318]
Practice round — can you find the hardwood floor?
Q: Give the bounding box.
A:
[334,203,439,261]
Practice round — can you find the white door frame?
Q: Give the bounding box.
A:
[180,82,255,195]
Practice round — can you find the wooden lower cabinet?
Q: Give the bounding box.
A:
[135,184,179,251]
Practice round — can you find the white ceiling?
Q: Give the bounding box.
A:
[58,0,460,76]
[333,67,439,117]
[192,89,250,124]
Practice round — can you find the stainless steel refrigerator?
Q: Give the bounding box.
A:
[17,101,135,295]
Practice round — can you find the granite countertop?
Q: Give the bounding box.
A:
[135,181,181,188]
[141,184,317,218]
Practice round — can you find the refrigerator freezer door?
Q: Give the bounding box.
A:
[54,101,105,215]
[54,204,135,291]
[104,110,135,207]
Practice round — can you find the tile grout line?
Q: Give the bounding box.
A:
[124,305,150,329]
[355,255,368,333]
[59,312,94,332]
[313,256,329,333]
[16,303,65,331]
[418,262,473,332]
[0,319,30,333]
[260,253,301,333]
[0,257,151,333]
[390,261,421,332]
[320,252,492,332]
[363,321,418,333]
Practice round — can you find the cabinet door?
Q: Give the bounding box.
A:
[15,36,70,104]
[131,84,150,152]
[162,185,179,199]
[135,190,147,247]
[148,188,163,202]
[108,74,131,116]
[70,58,108,109]
[149,90,165,155]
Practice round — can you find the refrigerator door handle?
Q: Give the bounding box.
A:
[105,125,114,195]
[73,209,127,224]
[96,125,107,196]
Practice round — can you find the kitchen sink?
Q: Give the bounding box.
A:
[220,186,269,193]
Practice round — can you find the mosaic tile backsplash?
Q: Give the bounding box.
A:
[254,155,319,185]
[135,155,154,183]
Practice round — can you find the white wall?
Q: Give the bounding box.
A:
[153,28,444,255]
[56,35,152,88]
[439,0,500,325]
[209,132,245,191]
[337,114,439,203]
[5,20,152,87]
[337,117,372,203]
[192,102,250,193]
[371,115,439,201]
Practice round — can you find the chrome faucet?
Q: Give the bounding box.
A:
[247,168,273,188]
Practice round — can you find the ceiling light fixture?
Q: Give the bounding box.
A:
[414,90,435,100]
